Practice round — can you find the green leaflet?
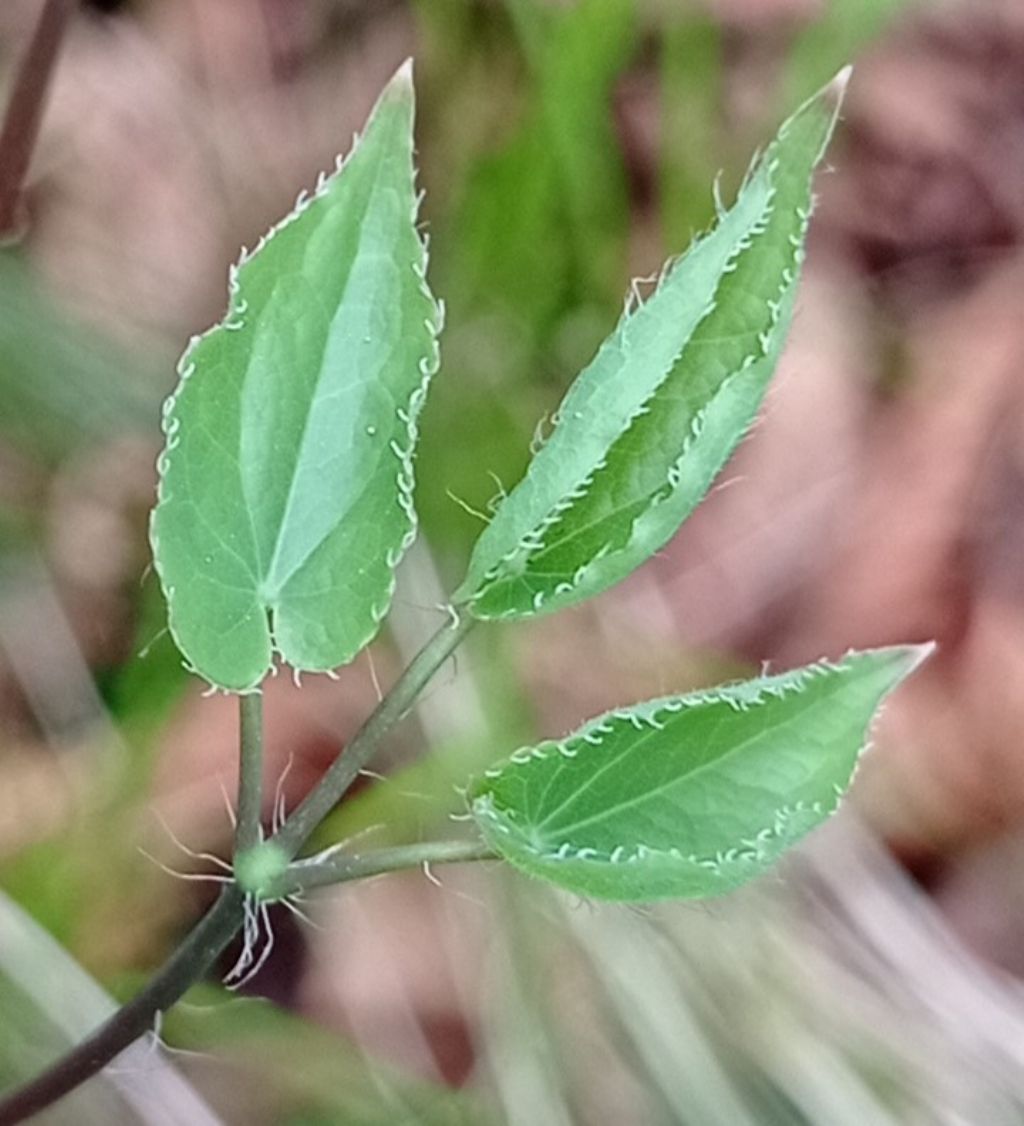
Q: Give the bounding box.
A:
[453,70,848,620]
[471,645,928,901]
[150,64,441,691]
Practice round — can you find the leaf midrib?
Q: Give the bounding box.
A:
[475,211,787,604]
[463,177,779,601]
[260,131,396,602]
[531,673,848,841]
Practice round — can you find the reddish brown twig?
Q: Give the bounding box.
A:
[0,0,77,239]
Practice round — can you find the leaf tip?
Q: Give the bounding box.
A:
[856,640,936,686]
[827,64,853,105]
[390,57,415,92]
[901,639,937,676]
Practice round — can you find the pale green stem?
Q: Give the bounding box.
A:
[286,837,495,894]
[235,691,264,855]
[273,612,475,858]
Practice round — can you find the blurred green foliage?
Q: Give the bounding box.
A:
[158,984,491,1125]
[414,0,637,565]
[0,250,159,466]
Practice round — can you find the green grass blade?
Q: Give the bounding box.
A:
[471,645,929,901]
[151,63,441,691]
[783,0,912,108]
[454,70,848,620]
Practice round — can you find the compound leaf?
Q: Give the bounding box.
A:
[151,63,440,691]
[454,70,848,620]
[471,645,928,901]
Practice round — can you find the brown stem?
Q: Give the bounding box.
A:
[0,0,77,239]
[0,886,245,1125]
[0,611,478,1122]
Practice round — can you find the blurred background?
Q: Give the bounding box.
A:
[3,0,1024,1121]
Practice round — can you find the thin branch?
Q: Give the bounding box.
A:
[273,612,475,858]
[0,886,245,1126]
[235,691,265,855]
[0,836,494,1121]
[0,0,77,239]
[0,610,479,1123]
[287,837,495,893]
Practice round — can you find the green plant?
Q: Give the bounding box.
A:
[0,59,929,1123]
